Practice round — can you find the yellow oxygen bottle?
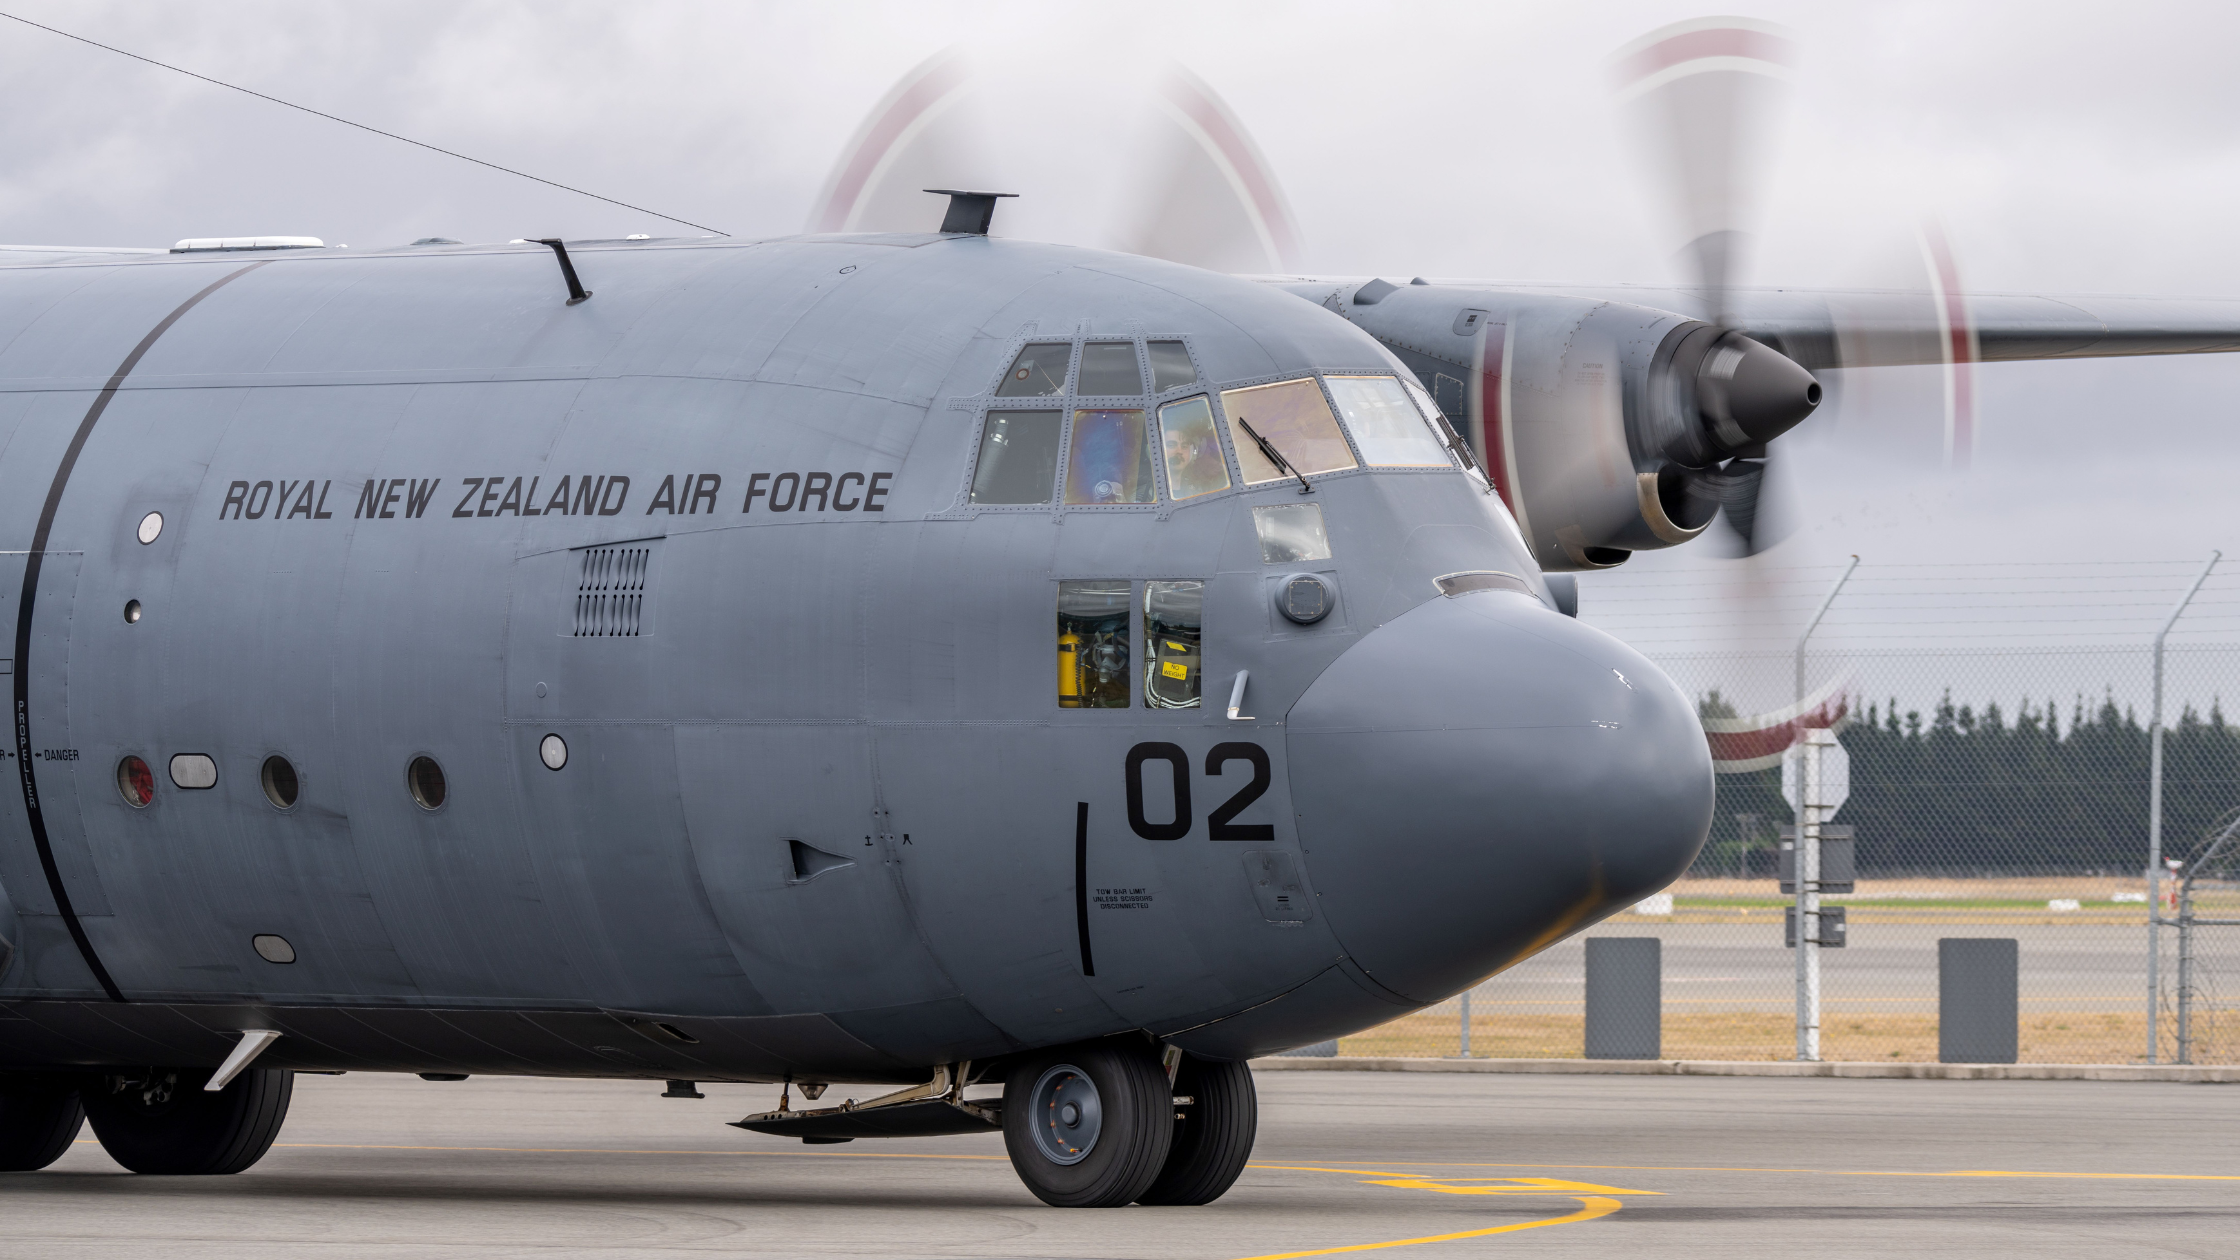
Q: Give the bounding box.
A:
[1058,631,1081,707]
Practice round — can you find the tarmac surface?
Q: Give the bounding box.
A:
[2,1067,2234,1258]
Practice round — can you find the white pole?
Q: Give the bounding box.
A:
[1458,989,1472,1058]
[1802,729,1828,1060]
[1794,558,1857,1062]
[2148,550,2219,1064]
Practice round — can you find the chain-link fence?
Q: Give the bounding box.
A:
[1333,561,2240,1064]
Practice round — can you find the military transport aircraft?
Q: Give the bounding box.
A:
[4,17,2240,1209]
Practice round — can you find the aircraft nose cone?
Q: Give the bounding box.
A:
[1286,590,1712,1003]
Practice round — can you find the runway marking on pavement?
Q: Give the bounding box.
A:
[1226,1196,1621,1260]
[1265,1159,2239,1182]
[1227,1167,1655,1259]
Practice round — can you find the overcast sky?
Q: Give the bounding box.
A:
[3,0,2238,657]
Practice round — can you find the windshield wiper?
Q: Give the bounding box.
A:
[1236,418,1313,495]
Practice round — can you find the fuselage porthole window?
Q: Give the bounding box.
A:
[260,755,299,809]
[408,756,447,810]
[1058,579,1132,709]
[117,756,154,808]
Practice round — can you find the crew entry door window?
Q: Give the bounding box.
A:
[1058,580,1132,708]
[1144,580,1203,709]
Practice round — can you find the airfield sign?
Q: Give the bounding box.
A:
[1781,737,1849,814]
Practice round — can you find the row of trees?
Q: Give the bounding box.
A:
[1693,691,2240,876]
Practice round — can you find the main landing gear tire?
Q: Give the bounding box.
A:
[1136,1054,1256,1206]
[81,1067,294,1175]
[1002,1038,1174,1208]
[0,1075,85,1172]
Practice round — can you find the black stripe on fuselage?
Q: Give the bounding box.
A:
[12,260,268,1002]
[1074,801,1094,977]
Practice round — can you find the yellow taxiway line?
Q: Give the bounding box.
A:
[1258,1158,2239,1182]
[1227,1196,1622,1260]
[1228,1168,1657,1259]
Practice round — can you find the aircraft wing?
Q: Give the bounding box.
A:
[1271,275,2240,370]
[1732,289,2240,369]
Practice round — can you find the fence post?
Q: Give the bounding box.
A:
[1793,556,1858,1062]
[2147,551,2219,1063]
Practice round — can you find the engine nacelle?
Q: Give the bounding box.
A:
[1285,279,1820,571]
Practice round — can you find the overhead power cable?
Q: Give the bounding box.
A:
[0,10,727,236]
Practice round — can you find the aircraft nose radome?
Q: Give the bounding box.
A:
[1286,591,1712,1004]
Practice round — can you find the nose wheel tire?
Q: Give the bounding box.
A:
[1002,1039,1173,1207]
[1135,1055,1257,1206]
[81,1066,293,1175]
[0,1075,86,1171]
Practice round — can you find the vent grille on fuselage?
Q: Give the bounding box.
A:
[574,546,651,637]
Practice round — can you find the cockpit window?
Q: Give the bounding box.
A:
[1058,579,1132,708]
[1404,378,1478,471]
[998,342,1073,396]
[1076,342,1145,396]
[1252,503,1332,563]
[1143,580,1203,709]
[1065,409,1156,504]
[1326,375,1452,466]
[970,411,1063,504]
[1148,341,1197,392]
[1157,396,1230,501]
[1219,379,1358,484]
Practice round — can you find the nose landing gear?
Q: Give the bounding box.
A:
[999,1038,1259,1207]
[79,1066,294,1175]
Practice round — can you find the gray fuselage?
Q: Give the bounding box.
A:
[0,233,1711,1082]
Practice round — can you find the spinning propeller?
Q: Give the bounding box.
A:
[1610,16,1824,556]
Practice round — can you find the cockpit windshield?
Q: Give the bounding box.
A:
[1219,379,1357,484]
[1325,375,1452,466]
[1064,409,1155,504]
